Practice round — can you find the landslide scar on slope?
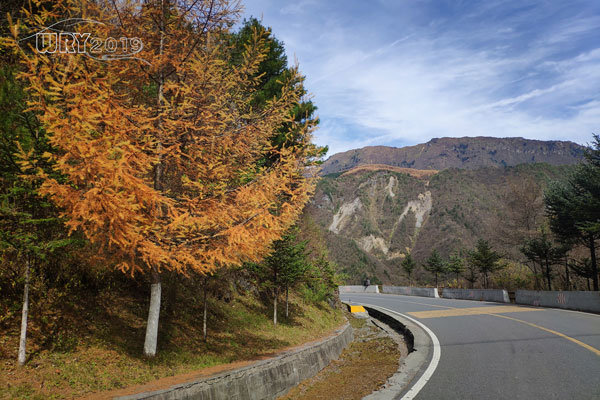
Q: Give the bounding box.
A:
[329,197,363,234]
[357,234,389,255]
[397,191,432,228]
[385,176,397,198]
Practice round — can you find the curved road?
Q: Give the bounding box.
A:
[340,293,600,399]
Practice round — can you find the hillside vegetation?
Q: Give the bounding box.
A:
[341,164,438,179]
[302,163,576,286]
[0,270,343,399]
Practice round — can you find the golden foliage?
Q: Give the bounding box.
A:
[7,0,316,276]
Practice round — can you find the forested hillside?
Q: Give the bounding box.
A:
[302,162,576,286]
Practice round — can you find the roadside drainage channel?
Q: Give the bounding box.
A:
[116,323,353,400]
[344,302,435,400]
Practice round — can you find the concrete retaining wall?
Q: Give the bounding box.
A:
[441,288,509,303]
[338,285,380,294]
[118,323,353,400]
[382,286,439,298]
[516,290,600,313]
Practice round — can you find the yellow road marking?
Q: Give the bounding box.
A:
[395,299,455,309]
[361,294,456,309]
[350,305,366,313]
[492,314,600,357]
[405,302,600,357]
[408,305,540,319]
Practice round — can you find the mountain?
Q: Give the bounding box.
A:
[301,162,576,286]
[320,137,586,175]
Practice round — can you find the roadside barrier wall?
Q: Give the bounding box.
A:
[382,286,439,298]
[338,285,380,294]
[118,323,353,400]
[442,288,510,303]
[516,290,600,313]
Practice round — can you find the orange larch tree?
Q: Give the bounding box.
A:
[8,0,317,356]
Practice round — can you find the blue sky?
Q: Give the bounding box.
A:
[240,0,600,155]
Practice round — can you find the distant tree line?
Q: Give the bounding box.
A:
[401,239,503,289]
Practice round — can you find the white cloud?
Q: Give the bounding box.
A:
[241,0,600,155]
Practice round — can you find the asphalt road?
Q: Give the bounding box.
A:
[340,293,600,400]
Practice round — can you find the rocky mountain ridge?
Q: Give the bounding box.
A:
[321,136,586,175]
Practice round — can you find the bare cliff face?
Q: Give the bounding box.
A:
[320,137,585,175]
[302,162,574,285]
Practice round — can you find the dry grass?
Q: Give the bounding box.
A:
[0,290,344,399]
[280,312,403,400]
[341,164,438,179]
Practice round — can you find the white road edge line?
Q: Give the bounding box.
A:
[354,302,441,400]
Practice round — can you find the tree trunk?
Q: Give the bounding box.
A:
[530,262,540,290]
[589,234,598,291]
[144,1,166,358]
[154,0,165,193]
[545,259,552,291]
[273,267,278,325]
[203,278,208,342]
[564,258,570,291]
[285,284,289,319]
[273,287,278,326]
[18,259,30,366]
[143,268,161,357]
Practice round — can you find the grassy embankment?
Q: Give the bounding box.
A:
[0,282,344,399]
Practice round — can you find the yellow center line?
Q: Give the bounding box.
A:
[404,301,600,357]
[408,305,540,319]
[357,296,600,357]
[366,296,455,309]
[399,300,455,309]
[491,313,600,357]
